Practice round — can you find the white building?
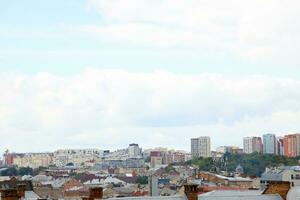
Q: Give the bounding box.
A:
[53,149,103,167]
[13,153,53,168]
[128,143,141,158]
[191,136,211,158]
[261,166,300,187]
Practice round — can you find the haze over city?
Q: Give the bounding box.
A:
[1,0,300,153]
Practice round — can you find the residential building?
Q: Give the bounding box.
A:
[243,137,252,153]
[191,136,211,158]
[197,171,253,188]
[243,137,262,154]
[284,134,300,157]
[150,151,163,168]
[96,158,145,169]
[216,146,232,154]
[261,166,300,187]
[53,149,103,167]
[216,146,243,154]
[13,153,53,168]
[231,146,243,154]
[3,152,53,168]
[263,134,276,154]
[276,137,284,155]
[3,152,16,167]
[128,143,141,158]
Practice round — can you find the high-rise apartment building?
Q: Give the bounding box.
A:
[243,137,262,154]
[283,134,300,157]
[128,143,141,158]
[276,137,284,155]
[243,137,252,154]
[191,136,211,158]
[263,134,276,154]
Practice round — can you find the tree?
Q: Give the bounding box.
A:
[136,176,148,185]
[1,167,18,176]
[18,167,33,176]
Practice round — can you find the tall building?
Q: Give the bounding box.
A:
[283,134,300,157]
[276,136,284,155]
[263,133,276,154]
[243,137,262,154]
[191,136,211,158]
[128,143,141,158]
[253,137,263,153]
[243,137,252,154]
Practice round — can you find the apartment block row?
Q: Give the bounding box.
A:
[4,152,53,168]
[243,133,300,157]
[150,149,189,168]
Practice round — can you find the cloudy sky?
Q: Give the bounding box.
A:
[1,0,300,153]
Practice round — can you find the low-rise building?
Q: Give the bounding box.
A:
[261,166,300,187]
[197,172,253,188]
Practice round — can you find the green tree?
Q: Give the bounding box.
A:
[18,167,33,176]
[136,176,148,185]
[1,167,18,176]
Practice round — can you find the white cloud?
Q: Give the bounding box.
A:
[1,69,300,152]
[78,0,300,64]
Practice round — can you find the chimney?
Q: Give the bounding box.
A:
[184,184,198,200]
[17,184,26,199]
[83,187,103,200]
[0,189,19,200]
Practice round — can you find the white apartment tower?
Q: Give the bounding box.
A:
[243,137,253,153]
[191,136,211,158]
[128,143,141,158]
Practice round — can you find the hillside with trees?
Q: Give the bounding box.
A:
[190,152,299,177]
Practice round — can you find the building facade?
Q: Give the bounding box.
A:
[243,137,262,154]
[263,134,276,154]
[13,153,53,168]
[276,136,284,155]
[53,149,103,167]
[191,136,211,158]
[283,134,300,157]
[128,144,141,158]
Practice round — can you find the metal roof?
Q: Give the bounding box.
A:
[198,190,283,200]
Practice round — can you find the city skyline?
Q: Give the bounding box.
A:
[3,131,300,154]
[1,1,300,153]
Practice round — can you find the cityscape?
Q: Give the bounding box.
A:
[2,0,300,200]
[0,133,300,199]
[3,133,300,169]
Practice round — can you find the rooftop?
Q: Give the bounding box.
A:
[199,190,283,200]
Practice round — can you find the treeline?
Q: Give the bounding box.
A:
[0,166,47,176]
[189,152,299,177]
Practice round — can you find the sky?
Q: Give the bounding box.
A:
[1,0,300,153]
